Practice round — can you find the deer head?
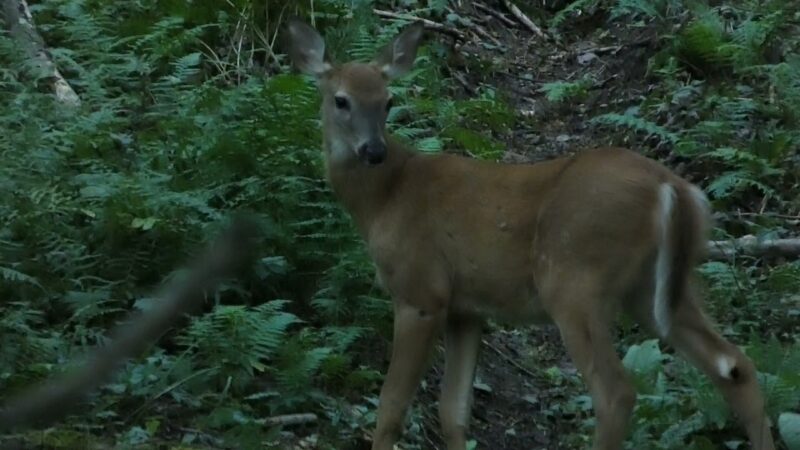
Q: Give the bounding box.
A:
[285,19,424,166]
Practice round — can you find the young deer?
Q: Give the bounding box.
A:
[285,20,775,450]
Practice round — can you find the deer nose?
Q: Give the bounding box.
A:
[358,140,387,165]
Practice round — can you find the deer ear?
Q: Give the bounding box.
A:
[373,22,425,80]
[284,19,331,77]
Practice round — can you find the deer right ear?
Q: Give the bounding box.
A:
[285,19,331,77]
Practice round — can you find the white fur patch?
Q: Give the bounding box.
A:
[327,136,352,163]
[688,185,710,216]
[654,183,676,338]
[716,355,737,379]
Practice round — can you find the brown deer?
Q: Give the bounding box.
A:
[285,20,775,450]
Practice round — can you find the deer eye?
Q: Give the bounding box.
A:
[385,98,394,112]
[334,96,350,110]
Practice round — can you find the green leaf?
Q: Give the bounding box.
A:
[120,426,150,445]
[622,339,665,375]
[131,217,158,230]
[779,412,800,450]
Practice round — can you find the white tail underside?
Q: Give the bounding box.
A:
[654,183,676,338]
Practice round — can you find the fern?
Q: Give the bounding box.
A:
[591,112,680,143]
[166,52,202,85]
[540,77,592,103]
[179,301,300,392]
[0,303,60,380]
[612,0,661,20]
[0,266,41,287]
[610,0,683,21]
[706,170,777,199]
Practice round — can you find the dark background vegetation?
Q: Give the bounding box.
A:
[1,0,799,449]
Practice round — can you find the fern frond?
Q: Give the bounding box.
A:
[591,112,680,143]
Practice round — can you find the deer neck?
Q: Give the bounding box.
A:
[323,134,414,236]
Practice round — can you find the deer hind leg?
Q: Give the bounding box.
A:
[666,295,775,450]
[438,315,483,450]
[552,303,636,450]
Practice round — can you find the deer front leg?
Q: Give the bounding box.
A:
[372,301,446,450]
[439,315,483,450]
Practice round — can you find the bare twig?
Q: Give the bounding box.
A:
[482,338,540,380]
[707,236,800,260]
[583,45,623,55]
[1,0,80,106]
[453,71,475,94]
[578,38,653,56]
[373,9,466,41]
[589,74,619,90]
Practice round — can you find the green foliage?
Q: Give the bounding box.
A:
[780,413,800,450]
[610,0,683,22]
[540,76,593,103]
[178,301,300,392]
[593,1,800,211]
[592,110,680,143]
[549,0,600,28]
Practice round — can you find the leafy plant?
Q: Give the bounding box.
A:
[540,76,593,103]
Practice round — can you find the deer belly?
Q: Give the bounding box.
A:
[453,280,549,324]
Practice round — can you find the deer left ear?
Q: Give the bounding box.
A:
[373,22,425,80]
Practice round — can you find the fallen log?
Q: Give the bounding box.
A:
[1,0,80,106]
[707,236,800,260]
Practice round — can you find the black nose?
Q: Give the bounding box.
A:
[358,141,387,165]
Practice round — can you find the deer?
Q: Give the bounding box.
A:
[284,19,776,450]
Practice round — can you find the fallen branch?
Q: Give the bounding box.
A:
[577,38,654,57]
[373,9,466,42]
[474,2,517,27]
[472,22,502,47]
[1,0,80,106]
[500,0,548,40]
[707,236,800,260]
[263,413,318,427]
